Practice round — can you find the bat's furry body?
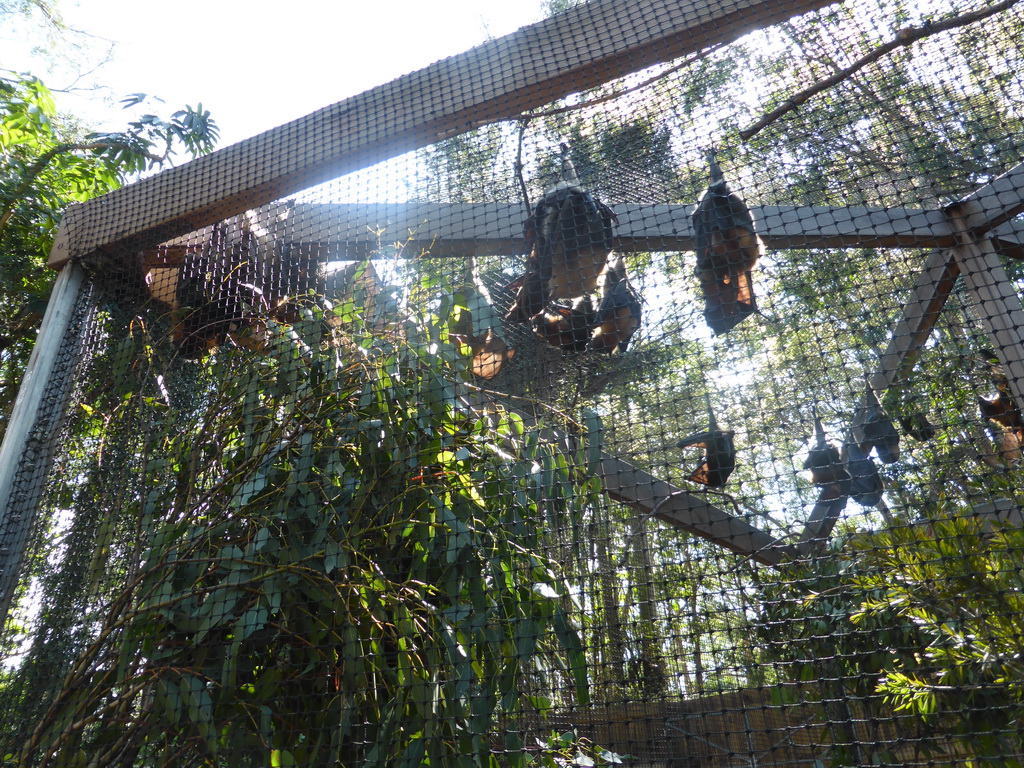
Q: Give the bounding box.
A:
[692,150,762,335]
[842,440,883,507]
[506,146,616,326]
[678,395,736,487]
[978,352,1024,466]
[804,414,851,502]
[852,386,901,464]
[589,254,641,354]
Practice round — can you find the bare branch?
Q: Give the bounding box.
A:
[740,0,1022,141]
[514,117,532,216]
[519,42,724,120]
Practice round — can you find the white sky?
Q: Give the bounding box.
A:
[4,0,548,148]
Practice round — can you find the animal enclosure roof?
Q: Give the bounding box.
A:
[48,0,844,271]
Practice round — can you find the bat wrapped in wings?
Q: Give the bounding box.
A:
[529,255,642,354]
[977,351,1024,467]
[589,253,642,354]
[172,220,268,358]
[505,144,617,325]
[151,208,315,359]
[692,149,763,335]
[530,294,596,353]
[450,260,515,380]
[841,439,884,507]
[677,393,736,488]
[852,384,901,464]
[803,410,851,502]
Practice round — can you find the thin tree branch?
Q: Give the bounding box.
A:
[520,42,724,120]
[740,0,1022,141]
[514,117,532,216]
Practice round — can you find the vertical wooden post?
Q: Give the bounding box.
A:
[0,261,87,628]
[947,206,1024,408]
[800,188,1024,551]
[799,249,960,550]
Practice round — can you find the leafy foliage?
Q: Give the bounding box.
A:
[4,0,1024,763]
[524,731,629,767]
[11,286,592,767]
[0,71,218,420]
[758,503,1024,766]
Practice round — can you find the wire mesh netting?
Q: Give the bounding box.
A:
[2,0,1024,765]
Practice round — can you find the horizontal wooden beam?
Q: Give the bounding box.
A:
[755,203,959,250]
[598,455,794,565]
[135,201,1006,267]
[990,223,1024,261]
[47,0,842,271]
[973,497,1024,528]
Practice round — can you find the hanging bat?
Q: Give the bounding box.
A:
[877,387,935,443]
[677,393,736,487]
[151,210,315,358]
[505,144,616,323]
[531,295,596,352]
[898,412,936,443]
[503,251,547,324]
[692,148,762,335]
[803,411,851,502]
[979,391,1023,428]
[450,262,516,380]
[172,220,268,358]
[450,305,515,380]
[852,385,900,464]
[589,254,642,354]
[460,328,515,380]
[883,387,935,443]
[977,351,1024,467]
[978,350,1023,428]
[984,426,1024,467]
[841,439,883,507]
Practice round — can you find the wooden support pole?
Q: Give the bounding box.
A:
[799,161,1024,549]
[800,232,1022,548]
[797,497,850,552]
[46,0,844,270]
[138,201,985,266]
[870,248,961,393]
[798,249,959,549]
[598,455,794,565]
[461,390,793,565]
[0,262,88,627]
[947,206,1024,408]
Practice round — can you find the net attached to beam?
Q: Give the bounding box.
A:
[1,0,1023,765]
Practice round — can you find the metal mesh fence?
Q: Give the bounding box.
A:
[2,0,1024,765]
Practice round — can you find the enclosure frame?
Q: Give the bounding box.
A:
[2,0,1024,629]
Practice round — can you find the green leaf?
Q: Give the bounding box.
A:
[552,608,590,707]
[583,409,603,475]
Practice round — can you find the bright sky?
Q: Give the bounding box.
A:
[4,0,548,148]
